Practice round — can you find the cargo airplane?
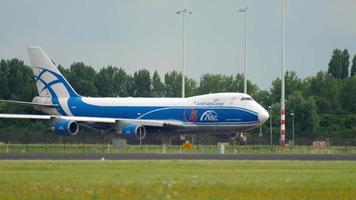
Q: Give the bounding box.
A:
[0,47,269,140]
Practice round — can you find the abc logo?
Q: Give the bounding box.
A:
[200,110,218,122]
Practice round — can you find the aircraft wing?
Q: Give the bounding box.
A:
[0,114,184,128]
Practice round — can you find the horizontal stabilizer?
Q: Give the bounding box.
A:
[0,114,52,120]
[0,99,59,108]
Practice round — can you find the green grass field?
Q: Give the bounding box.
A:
[0,161,355,200]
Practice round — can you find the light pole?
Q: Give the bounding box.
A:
[268,105,273,146]
[280,0,286,145]
[259,101,263,137]
[176,9,192,98]
[238,7,248,94]
[290,113,295,145]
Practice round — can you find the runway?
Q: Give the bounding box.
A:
[0,153,356,160]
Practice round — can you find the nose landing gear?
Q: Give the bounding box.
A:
[228,132,240,141]
[227,132,240,153]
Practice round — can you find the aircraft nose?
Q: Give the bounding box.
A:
[258,108,269,124]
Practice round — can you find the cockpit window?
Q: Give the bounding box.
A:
[241,97,253,101]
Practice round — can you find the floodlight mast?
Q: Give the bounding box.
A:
[238,7,248,94]
[176,9,192,98]
[281,0,286,145]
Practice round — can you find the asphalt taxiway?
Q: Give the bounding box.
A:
[0,153,355,160]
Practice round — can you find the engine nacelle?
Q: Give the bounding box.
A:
[53,119,79,136]
[121,124,146,139]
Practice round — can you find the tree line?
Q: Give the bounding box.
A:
[0,49,356,140]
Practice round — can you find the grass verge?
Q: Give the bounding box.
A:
[0,160,355,200]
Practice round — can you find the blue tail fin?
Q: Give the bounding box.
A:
[27,46,79,98]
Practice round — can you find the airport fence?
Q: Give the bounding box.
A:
[0,143,355,154]
[0,130,355,154]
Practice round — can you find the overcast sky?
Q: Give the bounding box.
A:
[1,0,356,90]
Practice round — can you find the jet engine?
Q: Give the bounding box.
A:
[52,119,79,136]
[121,124,146,139]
